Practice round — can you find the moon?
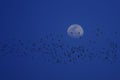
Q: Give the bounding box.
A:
[67,24,84,38]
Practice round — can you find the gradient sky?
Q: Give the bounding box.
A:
[0,0,120,80]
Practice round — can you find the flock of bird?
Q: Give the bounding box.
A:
[0,28,120,64]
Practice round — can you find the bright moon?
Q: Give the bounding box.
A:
[67,24,84,38]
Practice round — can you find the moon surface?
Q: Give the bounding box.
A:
[67,24,84,38]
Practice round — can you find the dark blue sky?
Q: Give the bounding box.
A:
[0,0,120,80]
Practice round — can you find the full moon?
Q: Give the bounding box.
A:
[67,24,84,38]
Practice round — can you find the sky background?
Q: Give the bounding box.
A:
[0,0,120,80]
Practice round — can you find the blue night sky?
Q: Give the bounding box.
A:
[0,0,120,80]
